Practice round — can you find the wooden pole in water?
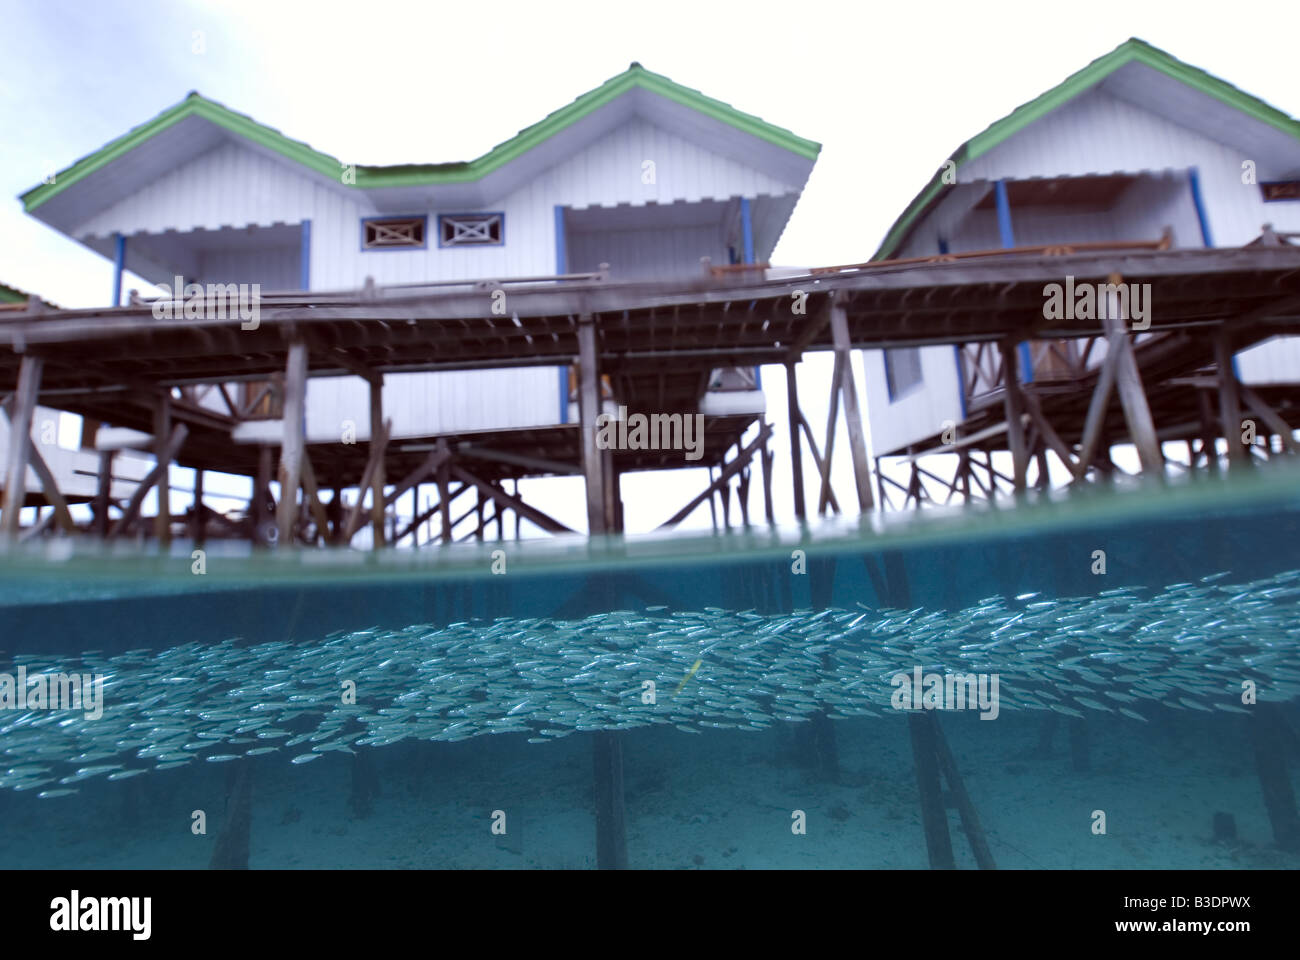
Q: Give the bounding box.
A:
[369,377,387,546]
[209,759,252,869]
[829,293,874,511]
[95,450,114,537]
[154,392,172,545]
[191,468,205,544]
[998,340,1028,493]
[577,313,627,868]
[1215,329,1248,468]
[437,438,452,543]
[930,713,996,869]
[908,713,956,869]
[785,362,806,522]
[577,316,607,537]
[277,340,308,545]
[1252,703,1300,852]
[1,354,43,538]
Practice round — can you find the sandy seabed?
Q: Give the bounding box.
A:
[2,709,1297,870]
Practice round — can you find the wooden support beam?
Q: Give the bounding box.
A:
[577,318,607,535]
[908,713,956,869]
[759,433,775,525]
[383,445,451,509]
[436,437,452,543]
[931,713,996,869]
[1215,330,1248,466]
[95,450,114,537]
[153,393,173,544]
[396,483,466,543]
[659,422,773,529]
[369,378,387,546]
[1240,385,1298,454]
[829,293,874,511]
[276,341,308,545]
[3,354,44,537]
[108,425,189,539]
[299,452,332,544]
[1,398,75,534]
[1102,301,1163,476]
[448,464,575,534]
[998,341,1028,492]
[190,469,205,543]
[254,445,274,544]
[817,352,843,515]
[1021,391,1078,478]
[785,361,807,522]
[1075,332,1124,478]
[343,419,391,543]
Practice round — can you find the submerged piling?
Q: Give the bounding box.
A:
[592,730,628,869]
[1252,703,1300,852]
[209,760,252,869]
[908,713,955,869]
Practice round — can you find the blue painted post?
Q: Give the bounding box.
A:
[300,220,312,290]
[740,197,754,265]
[1188,168,1214,248]
[111,233,126,306]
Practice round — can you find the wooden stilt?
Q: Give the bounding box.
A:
[931,714,996,869]
[1102,301,1162,476]
[909,713,956,869]
[577,317,607,536]
[1240,385,1298,454]
[255,445,274,545]
[191,469,205,544]
[1253,703,1300,852]
[592,730,628,869]
[109,426,189,539]
[1,399,74,533]
[760,434,775,525]
[2,355,43,538]
[276,341,308,545]
[999,341,1028,493]
[1196,389,1221,473]
[369,378,386,545]
[1215,329,1247,467]
[437,438,452,543]
[95,450,114,537]
[829,293,874,510]
[208,760,252,869]
[154,393,172,545]
[343,420,391,543]
[785,362,807,522]
[817,353,843,515]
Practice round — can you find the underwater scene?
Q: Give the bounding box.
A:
[1,468,1298,870]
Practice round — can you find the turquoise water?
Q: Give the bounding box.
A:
[1,468,1298,869]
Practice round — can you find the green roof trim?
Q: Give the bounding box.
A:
[872,38,1300,261]
[22,64,820,212]
[0,283,29,304]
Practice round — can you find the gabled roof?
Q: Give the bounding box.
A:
[21,63,820,213]
[873,38,1300,260]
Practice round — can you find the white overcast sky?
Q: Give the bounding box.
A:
[1,0,1296,538]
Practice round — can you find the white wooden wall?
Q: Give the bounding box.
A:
[0,407,153,499]
[861,347,964,455]
[73,117,801,291]
[567,224,728,281]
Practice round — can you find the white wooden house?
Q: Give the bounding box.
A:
[861,38,1300,459]
[16,64,818,494]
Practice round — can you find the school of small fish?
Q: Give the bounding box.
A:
[3,568,1298,798]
